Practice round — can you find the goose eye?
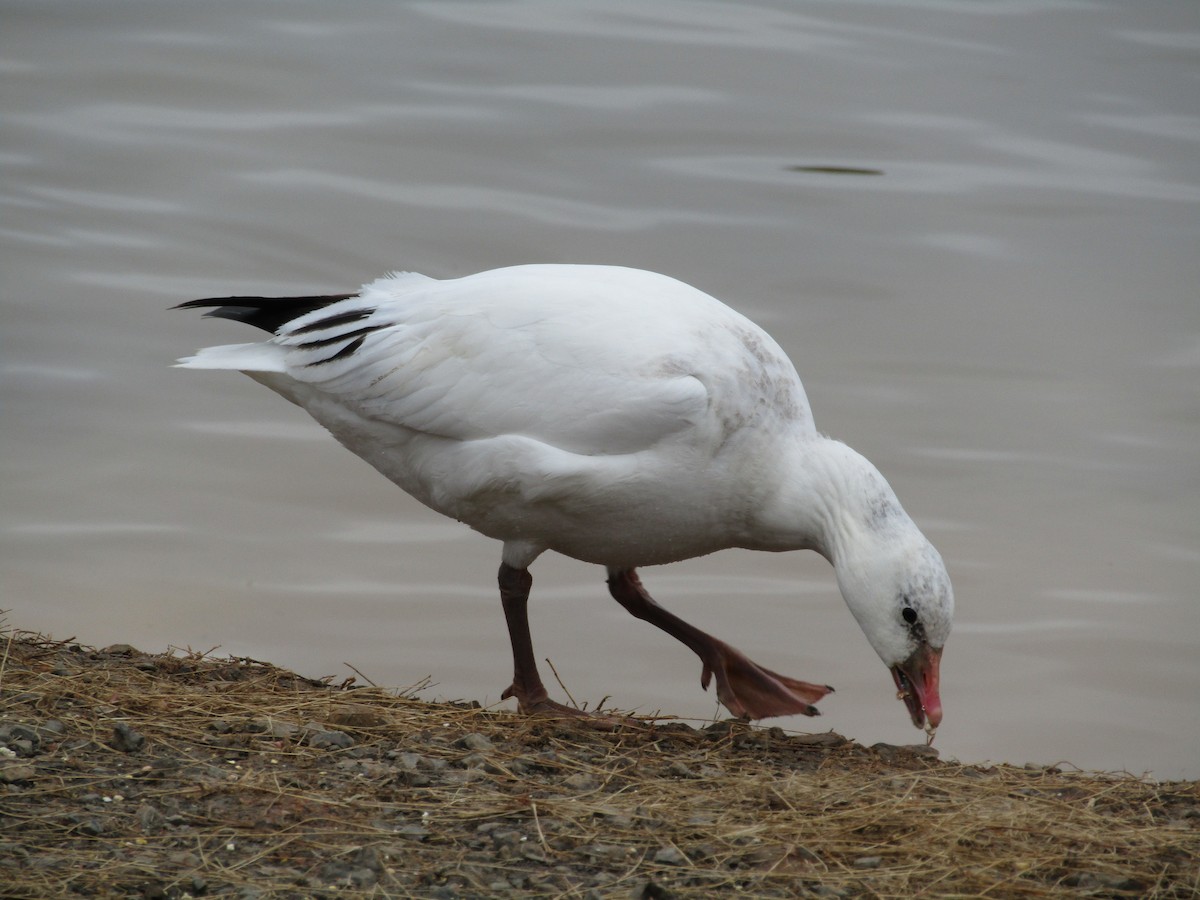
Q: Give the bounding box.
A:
[901,606,918,625]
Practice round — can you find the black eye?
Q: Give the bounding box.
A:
[902,607,918,625]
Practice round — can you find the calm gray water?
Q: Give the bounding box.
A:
[3,1,1198,780]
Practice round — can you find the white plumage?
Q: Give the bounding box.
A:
[179,264,952,732]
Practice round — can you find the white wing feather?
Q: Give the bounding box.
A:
[186,266,742,455]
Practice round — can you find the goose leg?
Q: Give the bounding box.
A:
[498,563,607,719]
[606,568,833,720]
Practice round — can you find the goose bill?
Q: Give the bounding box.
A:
[890,644,943,730]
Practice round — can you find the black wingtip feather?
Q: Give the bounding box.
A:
[174,294,357,334]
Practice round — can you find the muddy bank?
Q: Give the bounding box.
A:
[0,629,1196,898]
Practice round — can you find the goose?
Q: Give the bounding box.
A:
[177,264,952,734]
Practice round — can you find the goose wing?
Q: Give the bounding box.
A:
[179,266,718,455]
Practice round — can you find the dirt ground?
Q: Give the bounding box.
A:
[1,629,1197,898]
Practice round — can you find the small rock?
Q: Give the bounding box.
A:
[351,845,384,873]
[392,751,426,770]
[666,761,698,778]
[637,879,675,899]
[521,843,548,863]
[0,763,36,783]
[581,843,626,862]
[853,856,882,869]
[308,730,355,751]
[394,824,430,840]
[110,722,146,753]
[563,772,599,792]
[490,829,525,849]
[102,643,141,656]
[346,867,378,887]
[653,845,687,866]
[38,720,67,739]
[0,723,40,744]
[135,803,164,832]
[459,732,494,752]
[73,817,105,836]
[267,721,299,740]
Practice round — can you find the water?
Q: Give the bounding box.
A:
[3,0,1197,780]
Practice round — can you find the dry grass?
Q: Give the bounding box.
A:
[0,627,1196,898]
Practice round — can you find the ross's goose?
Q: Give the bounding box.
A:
[178,265,952,734]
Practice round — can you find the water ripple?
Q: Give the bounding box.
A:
[244,168,766,229]
[655,152,1200,202]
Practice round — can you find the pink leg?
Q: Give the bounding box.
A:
[606,568,832,720]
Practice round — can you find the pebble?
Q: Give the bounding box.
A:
[135,803,164,832]
[653,845,687,866]
[0,724,41,756]
[853,855,883,869]
[520,843,548,863]
[268,721,300,740]
[0,763,36,783]
[394,824,431,840]
[102,643,141,656]
[459,732,494,752]
[666,761,698,779]
[580,843,626,862]
[563,772,599,792]
[308,730,355,751]
[490,829,525,850]
[808,886,844,898]
[72,817,105,836]
[391,751,426,770]
[110,722,146,753]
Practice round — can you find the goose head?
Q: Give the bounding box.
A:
[837,533,953,732]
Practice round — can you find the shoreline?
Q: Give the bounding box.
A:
[1,629,1196,897]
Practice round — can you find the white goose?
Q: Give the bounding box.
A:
[178,265,952,733]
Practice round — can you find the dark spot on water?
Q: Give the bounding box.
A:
[786,165,884,176]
